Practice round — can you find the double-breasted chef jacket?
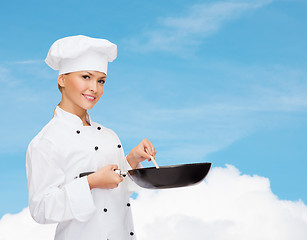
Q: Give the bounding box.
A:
[26,106,139,240]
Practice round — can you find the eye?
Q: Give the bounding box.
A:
[82,75,90,80]
[98,79,106,84]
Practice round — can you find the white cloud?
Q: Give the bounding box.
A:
[0,208,56,240]
[132,165,307,240]
[1,165,307,240]
[125,0,273,54]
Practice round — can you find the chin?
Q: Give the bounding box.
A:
[79,102,96,110]
[87,105,95,110]
[79,98,99,110]
[83,104,95,110]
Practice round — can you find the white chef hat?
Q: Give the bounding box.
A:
[45,35,117,75]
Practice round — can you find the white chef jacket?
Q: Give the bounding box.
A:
[26,106,139,240]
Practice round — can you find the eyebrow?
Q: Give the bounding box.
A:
[85,71,106,78]
[86,71,94,76]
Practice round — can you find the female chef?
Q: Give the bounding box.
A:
[26,35,156,240]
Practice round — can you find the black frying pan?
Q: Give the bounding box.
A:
[79,162,212,189]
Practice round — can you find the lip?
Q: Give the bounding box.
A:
[82,94,96,102]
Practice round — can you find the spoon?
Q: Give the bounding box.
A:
[145,148,159,168]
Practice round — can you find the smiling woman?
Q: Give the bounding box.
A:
[26,35,157,240]
[56,71,107,125]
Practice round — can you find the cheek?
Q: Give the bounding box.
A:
[70,79,87,93]
[97,86,104,99]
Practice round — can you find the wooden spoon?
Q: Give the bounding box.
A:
[145,148,159,169]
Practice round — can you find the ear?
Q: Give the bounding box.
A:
[58,74,65,88]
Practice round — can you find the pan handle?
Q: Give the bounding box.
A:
[114,169,128,177]
[78,171,94,178]
[78,170,127,178]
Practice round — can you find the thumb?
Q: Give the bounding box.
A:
[137,149,152,160]
[109,164,119,170]
[144,148,153,160]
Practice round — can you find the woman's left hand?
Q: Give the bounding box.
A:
[126,139,157,169]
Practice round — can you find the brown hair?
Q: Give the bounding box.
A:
[57,73,70,93]
[53,73,72,117]
[52,103,61,118]
[58,83,62,92]
[53,74,67,117]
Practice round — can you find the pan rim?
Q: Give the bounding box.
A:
[129,162,212,172]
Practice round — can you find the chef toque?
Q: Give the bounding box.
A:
[45,35,117,75]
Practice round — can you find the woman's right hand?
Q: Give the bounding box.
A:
[86,164,123,190]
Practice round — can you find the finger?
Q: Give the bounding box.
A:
[144,152,152,160]
[145,146,155,157]
[110,164,119,170]
[118,176,124,183]
[114,174,123,184]
[144,146,152,156]
[146,139,155,156]
[142,139,153,155]
[143,148,153,160]
[146,144,156,159]
[153,148,157,157]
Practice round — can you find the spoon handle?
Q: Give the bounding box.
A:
[145,148,159,168]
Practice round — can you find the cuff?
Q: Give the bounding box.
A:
[63,176,96,222]
[126,156,143,170]
[124,156,143,193]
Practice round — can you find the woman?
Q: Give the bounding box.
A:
[26,35,156,240]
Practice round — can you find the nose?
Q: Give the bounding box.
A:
[89,79,97,93]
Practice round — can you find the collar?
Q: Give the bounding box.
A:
[54,106,92,127]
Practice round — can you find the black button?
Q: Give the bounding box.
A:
[97,126,101,130]
[127,203,131,207]
[103,208,107,212]
[76,130,80,134]
[130,232,134,236]
[95,146,99,151]
[117,144,121,148]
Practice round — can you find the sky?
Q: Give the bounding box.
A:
[0,0,307,238]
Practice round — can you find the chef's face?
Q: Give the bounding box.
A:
[58,70,106,110]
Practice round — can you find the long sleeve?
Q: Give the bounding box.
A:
[26,137,96,224]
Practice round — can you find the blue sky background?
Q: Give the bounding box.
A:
[0,0,306,217]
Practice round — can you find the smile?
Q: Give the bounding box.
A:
[82,94,96,102]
